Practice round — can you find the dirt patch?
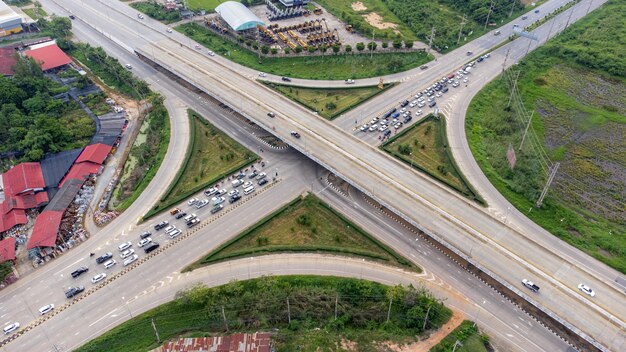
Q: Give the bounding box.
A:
[384,310,465,351]
[351,2,367,11]
[340,339,357,350]
[363,12,398,30]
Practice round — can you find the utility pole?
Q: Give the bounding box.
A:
[334,295,338,320]
[428,27,436,53]
[546,14,558,40]
[452,340,463,352]
[524,36,534,57]
[386,299,393,323]
[151,318,160,343]
[586,0,594,15]
[563,6,575,32]
[507,71,520,108]
[457,14,466,44]
[484,0,495,30]
[423,304,432,330]
[508,0,516,17]
[221,306,229,332]
[519,112,534,150]
[287,298,291,324]
[501,48,510,73]
[370,29,375,59]
[536,162,560,208]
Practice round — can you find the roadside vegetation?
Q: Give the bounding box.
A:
[144,110,257,218]
[430,320,490,352]
[382,115,482,203]
[187,0,262,11]
[266,83,393,120]
[186,194,415,271]
[23,6,46,20]
[0,56,94,162]
[176,22,432,79]
[110,95,169,211]
[466,0,626,273]
[77,276,451,352]
[130,2,180,24]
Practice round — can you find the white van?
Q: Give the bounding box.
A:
[232,179,243,188]
[243,186,255,195]
[3,322,19,334]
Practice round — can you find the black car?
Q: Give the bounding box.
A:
[249,170,258,179]
[442,87,449,93]
[154,221,169,231]
[140,231,152,239]
[69,15,76,20]
[290,131,301,138]
[96,252,113,264]
[65,286,85,299]
[229,194,241,203]
[258,178,268,186]
[400,100,409,107]
[428,101,437,108]
[403,116,412,123]
[281,76,291,82]
[71,266,89,278]
[174,212,186,219]
[144,243,160,254]
[210,205,224,214]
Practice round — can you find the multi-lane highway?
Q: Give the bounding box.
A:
[5,0,622,350]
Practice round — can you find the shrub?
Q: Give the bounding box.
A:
[261,45,269,54]
[367,42,377,51]
[295,46,303,53]
[404,41,414,49]
[356,42,365,51]
[345,44,352,53]
[307,45,317,53]
[392,39,402,49]
[382,41,388,49]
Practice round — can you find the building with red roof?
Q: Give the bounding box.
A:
[24,42,72,71]
[0,162,48,233]
[3,162,46,196]
[0,47,16,76]
[0,237,16,263]
[0,206,27,235]
[27,210,63,249]
[75,143,112,165]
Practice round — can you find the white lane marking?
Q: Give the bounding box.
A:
[88,308,120,327]
[54,258,86,276]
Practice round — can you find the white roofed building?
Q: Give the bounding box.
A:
[215,1,264,31]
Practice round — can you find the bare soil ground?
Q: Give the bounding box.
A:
[351,2,367,11]
[364,12,400,35]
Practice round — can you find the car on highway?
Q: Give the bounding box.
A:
[138,237,152,247]
[68,15,75,20]
[211,204,224,214]
[166,28,172,33]
[187,217,200,227]
[494,30,501,36]
[522,15,528,20]
[196,199,209,209]
[194,44,201,50]
[258,178,268,186]
[466,51,472,56]
[420,65,428,70]
[345,79,355,84]
[578,284,595,297]
[144,242,160,254]
[65,286,85,299]
[38,304,54,316]
[103,259,117,269]
[71,266,89,278]
[281,76,291,82]
[96,252,113,264]
[522,279,540,292]
[120,248,135,259]
[368,124,378,132]
[290,131,301,138]
[117,241,132,252]
[258,72,267,77]
[267,112,275,118]
[123,255,139,266]
[154,221,169,231]
[124,64,132,70]
[360,124,369,132]
[137,14,144,19]
[207,50,215,56]
[3,322,19,334]
[91,273,107,284]
[534,9,539,13]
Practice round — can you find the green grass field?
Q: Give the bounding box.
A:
[23,7,46,20]
[267,83,392,119]
[187,0,234,11]
[176,22,432,79]
[315,0,417,42]
[382,115,481,203]
[466,0,626,273]
[130,2,181,24]
[187,194,415,271]
[146,110,256,217]
[77,276,452,352]
[430,320,489,352]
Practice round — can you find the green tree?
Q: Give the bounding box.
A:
[356,42,365,51]
[382,41,388,49]
[404,41,414,49]
[344,44,352,53]
[332,44,340,53]
[261,45,269,54]
[295,46,303,53]
[367,42,377,51]
[392,39,402,49]
[307,45,316,53]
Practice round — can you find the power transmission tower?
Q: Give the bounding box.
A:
[484,0,495,30]
[428,27,436,53]
[519,112,534,150]
[536,162,560,208]
[457,14,467,44]
[507,71,521,108]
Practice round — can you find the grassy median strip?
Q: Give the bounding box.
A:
[430,320,490,352]
[175,22,432,80]
[265,83,394,120]
[77,276,451,352]
[466,0,626,273]
[186,194,417,272]
[382,115,483,204]
[144,110,257,219]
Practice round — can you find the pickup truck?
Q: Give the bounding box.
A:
[522,279,540,292]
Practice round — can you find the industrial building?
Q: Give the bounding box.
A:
[0,0,22,37]
[215,1,264,31]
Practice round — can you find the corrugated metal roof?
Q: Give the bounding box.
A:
[215,1,264,31]
[27,210,63,249]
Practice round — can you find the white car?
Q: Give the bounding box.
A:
[204,187,218,196]
[187,198,198,206]
[120,248,135,259]
[360,124,369,132]
[117,241,132,252]
[463,78,469,83]
[378,125,388,132]
[138,237,152,247]
[258,72,266,77]
[123,255,139,266]
[435,92,442,98]
[345,79,355,84]
[168,229,181,239]
[103,260,117,269]
[257,172,267,180]
[211,196,225,205]
[228,189,239,197]
[166,28,172,33]
[216,189,227,196]
[195,199,209,209]
[207,50,215,56]
[3,322,19,334]
[124,64,132,70]
[578,284,595,297]
[369,124,378,132]
[194,45,201,50]
[91,273,107,284]
[38,304,54,316]
[243,181,253,188]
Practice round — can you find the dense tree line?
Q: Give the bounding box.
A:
[0,57,94,161]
